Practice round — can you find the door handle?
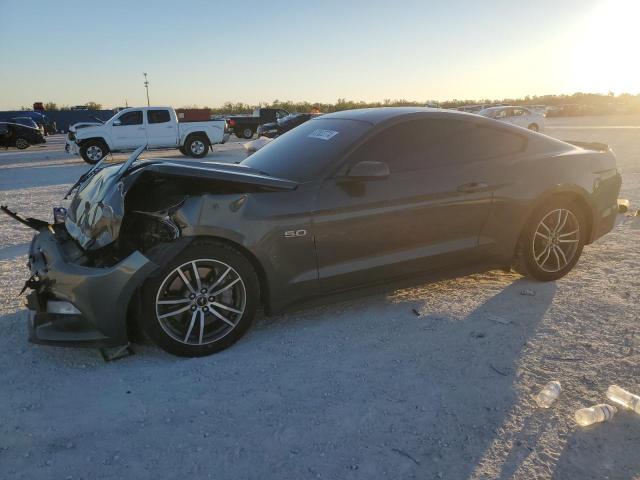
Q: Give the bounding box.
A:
[457,182,489,193]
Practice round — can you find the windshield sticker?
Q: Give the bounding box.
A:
[308,129,339,141]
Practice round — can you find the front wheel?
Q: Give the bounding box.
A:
[140,240,259,357]
[80,140,107,164]
[513,198,586,281]
[14,137,30,149]
[185,135,209,158]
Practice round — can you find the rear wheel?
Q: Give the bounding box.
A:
[185,135,209,158]
[513,197,586,281]
[242,127,254,139]
[140,240,259,357]
[80,140,107,164]
[527,123,539,132]
[14,137,29,149]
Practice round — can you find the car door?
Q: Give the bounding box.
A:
[146,109,178,148]
[510,108,528,128]
[313,117,505,293]
[111,110,146,149]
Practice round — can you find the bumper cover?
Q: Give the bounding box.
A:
[26,229,158,347]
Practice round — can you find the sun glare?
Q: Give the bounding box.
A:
[570,0,640,94]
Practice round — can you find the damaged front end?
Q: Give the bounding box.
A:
[2,149,297,349]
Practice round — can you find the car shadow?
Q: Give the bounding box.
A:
[0,273,557,479]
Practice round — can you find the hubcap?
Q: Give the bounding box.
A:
[86,145,103,161]
[244,129,253,138]
[15,138,28,149]
[533,208,580,273]
[155,259,246,345]
[190,140,205,155]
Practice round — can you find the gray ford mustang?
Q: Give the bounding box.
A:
[2,108,622,357]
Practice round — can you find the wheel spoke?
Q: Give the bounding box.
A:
[158,304,192,319]
[554,245,567,266]
[538,221,551,234]
[178,268,196,294]
[556,210,568,233]
[192,261,202,291]
[535,245,550,262]
[211,301,243,315]
[210,277,240,296]
[552,247,561,270]
[157,298,191,305]
[198,310,205,344]
[535,231,549,240]
[559,238,578,243]
[208,266,231,291]
[558,229,578,238]
[210,307,236,327]
[183,309,198,342]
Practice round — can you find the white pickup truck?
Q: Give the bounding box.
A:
[70,107,228,164]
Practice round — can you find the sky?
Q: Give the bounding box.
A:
[0,0,637,109]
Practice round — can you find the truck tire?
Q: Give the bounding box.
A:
[80,140,108,164]
[185,135,209,158]
[241,127,254,139]
[179,145,188,156]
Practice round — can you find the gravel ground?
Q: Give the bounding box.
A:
[0,119,638,480]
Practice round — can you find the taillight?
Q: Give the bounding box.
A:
[228,119,236,126]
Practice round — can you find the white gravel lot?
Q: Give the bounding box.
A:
[0,119,638,480]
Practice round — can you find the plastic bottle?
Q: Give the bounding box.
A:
[575,404,617,426]
[606,385,640,414]
[535,381,562,408]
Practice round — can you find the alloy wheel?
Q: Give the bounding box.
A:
[532,208,580,273]
[190,140,205,155]
[15,138,29,149]
[86,145,103,161]
[155,259,247,345]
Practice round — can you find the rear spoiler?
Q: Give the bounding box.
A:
[565,141,609,152]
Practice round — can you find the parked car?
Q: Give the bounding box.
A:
[2,107,621,357]
[257,113,317,138]
[227,108,289,139]
[0,121,46,149]
[69,107,229,164]
[9,116,41,130]
[478,106,545,131]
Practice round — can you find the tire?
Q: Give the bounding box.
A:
[241,127,254,139]
[185,135,209,158]
[80,140,107,164]
[14,137,30,150]
[139,240,260,357]
[513,197,587,281]
[178,145,188,156]
[527,123,539,132]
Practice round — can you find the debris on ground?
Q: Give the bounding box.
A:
[575,404,617,426]
[535,381,562,408]
[486,314,512,325]
[617,198,630,213]
[606,385,640,413]
[411,308,421,316]
[520,289,536,296]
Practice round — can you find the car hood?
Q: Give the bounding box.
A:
[65,160,297,250]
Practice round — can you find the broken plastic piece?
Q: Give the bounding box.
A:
[535,381,561,408]
[99,343,135,362]
[575,404,617,426]
[617,198,630,213]
[606,385,640,414]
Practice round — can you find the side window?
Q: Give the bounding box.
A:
[148,110,171,124]
[512,108,526,117]
[494,109,509,119]
[118,111,142,126]
[349,119,525,173]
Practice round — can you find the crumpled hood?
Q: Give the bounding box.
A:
[65,160,297,250]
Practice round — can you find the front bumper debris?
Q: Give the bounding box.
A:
[25,228,158,347]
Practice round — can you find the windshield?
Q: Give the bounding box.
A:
[241,118,371,182]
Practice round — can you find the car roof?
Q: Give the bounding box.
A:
[318,107,475,125]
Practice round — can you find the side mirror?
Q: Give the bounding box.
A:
[344,161,390,181]
[113,119,122,126]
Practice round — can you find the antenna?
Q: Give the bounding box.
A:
[143,73,150,107]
